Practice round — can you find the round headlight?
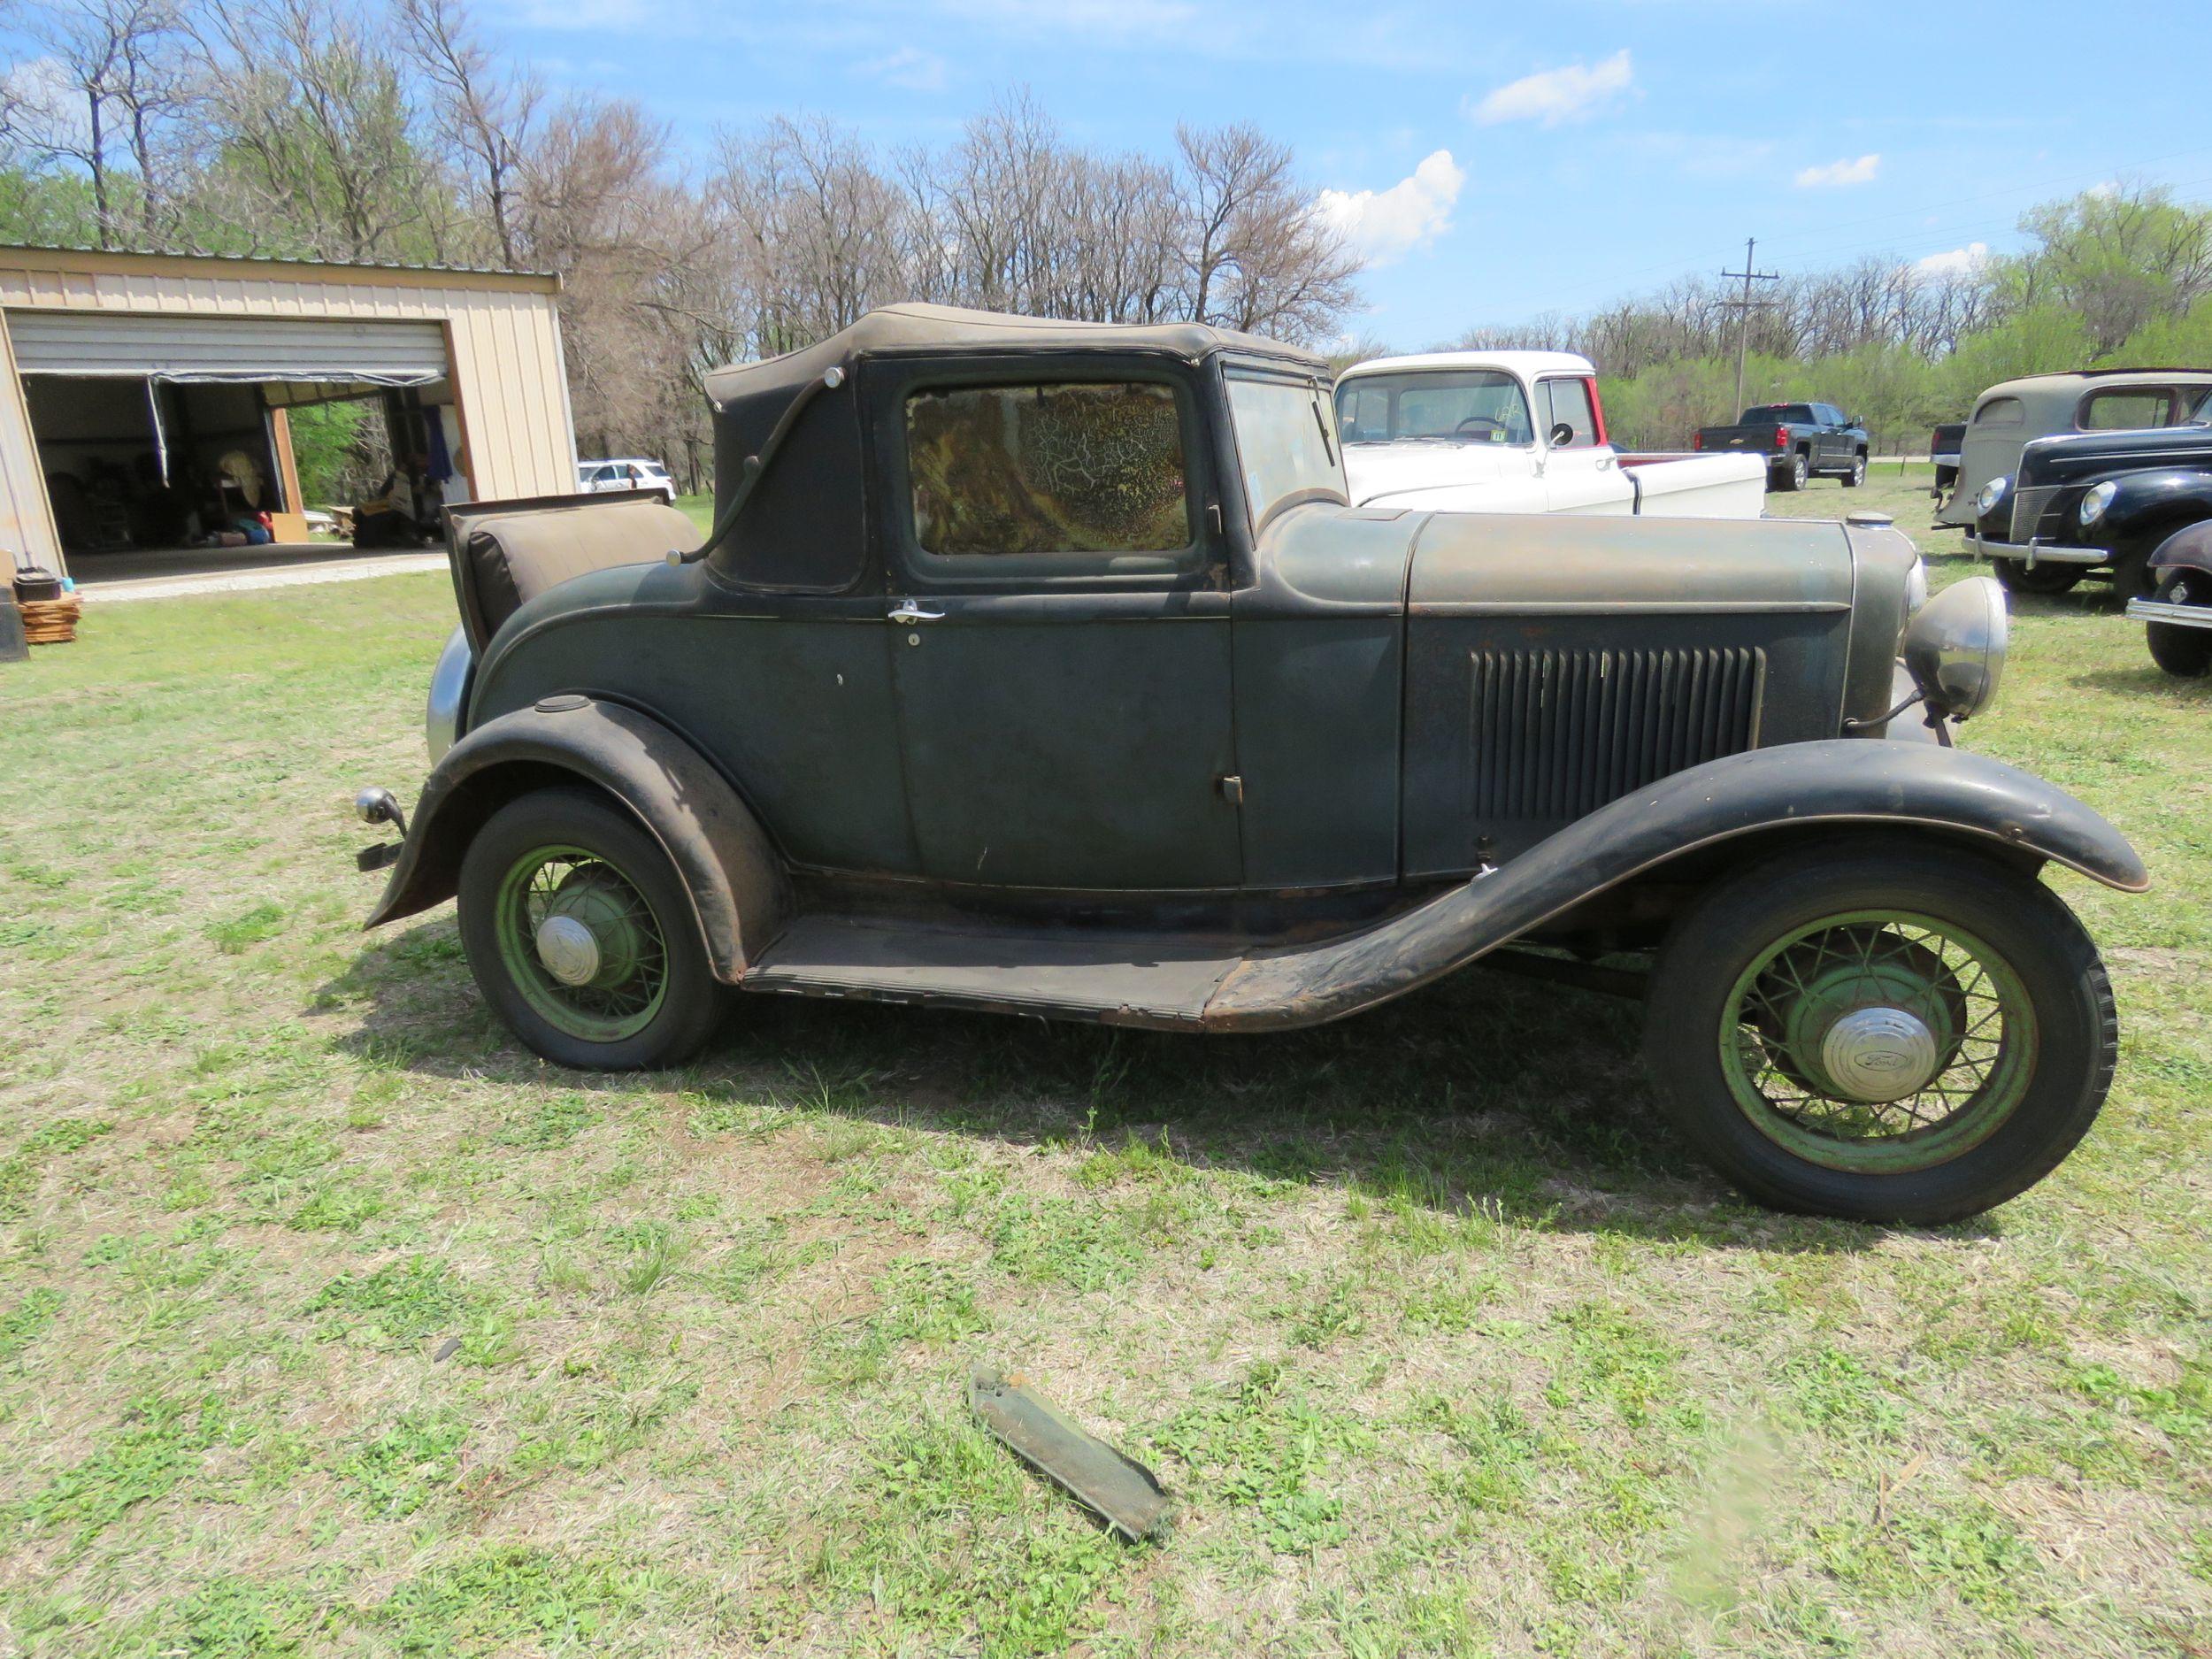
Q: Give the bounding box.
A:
[2079,480,2118,526]
[1974,474,2011,517]
[1903,575,2008,722]
[1904,556,1929,616]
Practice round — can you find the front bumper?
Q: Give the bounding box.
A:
[2127,597,2212,633]
[1968,531,2109,568]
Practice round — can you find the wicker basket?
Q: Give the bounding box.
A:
[19,595,81,645]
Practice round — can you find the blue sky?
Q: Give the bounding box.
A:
[491,0,2212,346]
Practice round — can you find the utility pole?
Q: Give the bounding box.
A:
[1719,237,1779,418]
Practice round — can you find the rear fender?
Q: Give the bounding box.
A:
[1203,739,2145,1031]
[365,697,790,982]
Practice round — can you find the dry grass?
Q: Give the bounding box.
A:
[0,479,2207,1656]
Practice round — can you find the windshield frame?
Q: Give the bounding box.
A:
[1223,365,1348,535]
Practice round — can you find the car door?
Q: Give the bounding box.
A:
[1535,375,1632,514]
[873,361,1243,890]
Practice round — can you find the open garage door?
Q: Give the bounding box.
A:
[8,312,448,403]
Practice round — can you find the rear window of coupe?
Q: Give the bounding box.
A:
[1971,396,2025,429]
[903,380,1194,557]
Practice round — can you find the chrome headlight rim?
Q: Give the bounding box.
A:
[2079,480,2118,526]
[1973,473,2011,518]
[1904,556,1930,617]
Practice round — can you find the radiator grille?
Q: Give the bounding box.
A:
[1467,647,1764,821]
[2008,485,2062,542]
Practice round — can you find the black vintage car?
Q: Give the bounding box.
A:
[2128,518,2212,675]
[1965,387,2212,596]
[353,305,2147,1225]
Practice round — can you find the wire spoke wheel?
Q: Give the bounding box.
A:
[1719,909,2037,1173]
[493,843,670,1042]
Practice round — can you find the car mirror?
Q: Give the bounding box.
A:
[1548,421,1576,448]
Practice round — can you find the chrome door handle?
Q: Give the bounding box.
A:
[888,600,945,624]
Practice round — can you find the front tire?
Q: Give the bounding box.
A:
[1993,557,2084,596]
[1642,842,2115,1224]
[457,787,723,1070]
[2146,570,2212,677]
[1842,452,1867,488]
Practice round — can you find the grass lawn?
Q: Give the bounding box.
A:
[1,482,2208,1657]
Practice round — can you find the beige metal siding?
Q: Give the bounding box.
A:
[0,248,574,574]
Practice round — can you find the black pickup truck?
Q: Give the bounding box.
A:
[1694,403,1870,491]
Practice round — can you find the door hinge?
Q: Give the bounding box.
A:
[1208,503,1224,538]
[1217,774,1244,806]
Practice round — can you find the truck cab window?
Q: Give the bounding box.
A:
[1538,378,1599,447]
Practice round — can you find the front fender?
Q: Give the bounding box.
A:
[364,697,790,982]
[2148,518,2212,580]
[2101,471,2212,539]
[1202,739,2146,1032]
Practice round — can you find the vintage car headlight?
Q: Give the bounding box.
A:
[1904,556,1929,616]
[1903,575,2008,722]
[2079,480,2118,526]
[1974,474,2011,517]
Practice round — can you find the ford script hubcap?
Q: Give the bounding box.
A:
[534,913,602,987]
[1720,911,2037,1173]
[1818,1005,1941,1102]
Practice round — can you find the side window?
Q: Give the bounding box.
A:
[1337,383,1390,442]
[1972,396,2024,429]
[2079,388,2177,430]
[1539,378,1599,448]
[904,380,1193,557]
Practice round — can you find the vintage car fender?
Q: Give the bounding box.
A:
[2093,469,2212,540]
[1202,739,2147,1032]
[2147,517,2212,579]
[364,696,790,981]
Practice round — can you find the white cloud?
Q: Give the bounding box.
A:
[1315,150,1466,265]
[1469,50,1632,127]
[1794,153,1881,188]
[857,46,949,93]
[1913,242,1990,279]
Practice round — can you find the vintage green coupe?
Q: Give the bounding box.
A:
[355,305,2147,1224]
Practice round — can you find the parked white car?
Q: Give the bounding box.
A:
[578,457,677,504]
[1334,351,1766,518]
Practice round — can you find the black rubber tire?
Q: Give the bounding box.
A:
[2108,542,2159,600]
[2146,570,2212,678]
[1773,452,1809,493]
[1841,452,1867,488]
[1642,841,2116,1225]
[1994,558,2084,596]
[457,787,723,1071]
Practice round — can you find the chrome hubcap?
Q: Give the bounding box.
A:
[1819,1005,1941,1102]
[534,914,602,987]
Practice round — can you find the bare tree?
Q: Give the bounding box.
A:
[396,0,536,267]
[12,0,192,244]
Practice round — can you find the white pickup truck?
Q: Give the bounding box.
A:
[1334,350,1767,518]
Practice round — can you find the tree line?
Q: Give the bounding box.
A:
[1448,186,2212,451]
[0,0,1358,486]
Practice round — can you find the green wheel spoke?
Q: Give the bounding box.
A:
[494,845,671,1044]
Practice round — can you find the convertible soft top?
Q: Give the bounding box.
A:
[702,303,1325,405]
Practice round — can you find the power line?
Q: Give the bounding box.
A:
[1719,237,1778,417]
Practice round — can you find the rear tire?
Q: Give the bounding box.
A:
[2146,570,2212,678]
[1774,452,1809,493]
[458,787,723,1071]
[1993,558,2084,596]
[1643,842,2116,1225]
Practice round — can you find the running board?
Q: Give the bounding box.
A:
[741,916,1248,1030]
